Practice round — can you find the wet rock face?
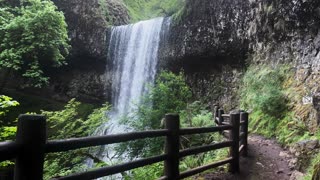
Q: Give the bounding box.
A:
[161,0,320,118]
[47,59,113,103]
[313,94,320,125]
[48,0,129,103]
[52,0,129,61]
[247,0,320,129]
[184,65,244,111]
[158,0,251,109]
[289,140,320,171]
[161,0,250,67]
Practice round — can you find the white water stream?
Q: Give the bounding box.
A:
[87,17,170,178]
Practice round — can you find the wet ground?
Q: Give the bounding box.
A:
[199,135,294,180]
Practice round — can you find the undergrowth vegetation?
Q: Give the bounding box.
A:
[240,65,304,143]
[119,71,229,179]
[43,99,110,179]
[240,64,320,179]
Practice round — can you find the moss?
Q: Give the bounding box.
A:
[305,152,320,180]
[239,63,320,178]
[122,0,185,22]
[98,0,113,26]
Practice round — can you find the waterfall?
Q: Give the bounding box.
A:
[107,17,165,134]
[87,17,170,175]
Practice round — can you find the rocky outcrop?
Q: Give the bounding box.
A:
[3,0,129,104]
[42,0,129,103]
[289,140,320,171]
[160,0,250,68]
[52,0,129,61]
[160,0,320,114]
[159,0,251,110]
[247,0,320,130]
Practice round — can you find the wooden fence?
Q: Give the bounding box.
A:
[0,108,249,180]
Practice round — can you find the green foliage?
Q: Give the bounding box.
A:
[42,99,109,139]
[304,151,320,180]
[0,95,19,117]
[123,0,185,22]
[179,102,228,174]
[121,72,227,179]
[240,65,320,179]
[304,131,320,180]
[0,95,19,168]
[241,65,288,118]
[0,126,17,141]
[240,65,300,139]
[120,71,192,158]
[128,162,163,180]
[0,95,19,141]
[0,0,70,88]
[126,71,192,132]
[180,101,215,148]
[98,0,113,26]
[42,99,110,179]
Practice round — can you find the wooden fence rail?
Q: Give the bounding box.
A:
[0,109,249,180]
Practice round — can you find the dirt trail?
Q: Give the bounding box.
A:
[200,135,294,180]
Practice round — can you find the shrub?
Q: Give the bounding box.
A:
[42,99,110,179]
[0,0,70,88]
[121,72,227,179]
[240,65,288,118]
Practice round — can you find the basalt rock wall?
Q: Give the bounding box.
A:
[160,0,320,116]
[4,0,129,104]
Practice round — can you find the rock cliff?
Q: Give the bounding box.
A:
[4,0,129,103]
[44,0,129,103]
[161,0,320,121]
[159,0,251,110]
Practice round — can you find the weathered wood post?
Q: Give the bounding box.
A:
[213,105,219,123]
[14,115,46,180]
[164,114,180,180]
[240,112,249,157]
[218,109,224,135]
[218,109,224,125]
[229,113,240,173]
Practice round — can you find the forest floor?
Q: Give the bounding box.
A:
[199,135,296,180]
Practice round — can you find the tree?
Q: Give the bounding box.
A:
[0,0,70,88]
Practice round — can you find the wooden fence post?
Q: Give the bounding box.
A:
[240,112,249,157]
[213,105,219,123]
[229,113,240,173]
[218,109,224,125]
[164,114,180,180]
[14,115,46,180]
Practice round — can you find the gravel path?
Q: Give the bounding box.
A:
[199,135,294,180]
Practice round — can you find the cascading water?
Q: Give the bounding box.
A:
[106,17,165,135]
[87,17,171,176]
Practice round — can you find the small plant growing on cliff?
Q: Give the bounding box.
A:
[0,0,70,88]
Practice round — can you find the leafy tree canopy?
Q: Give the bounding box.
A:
[0,0,70,88]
